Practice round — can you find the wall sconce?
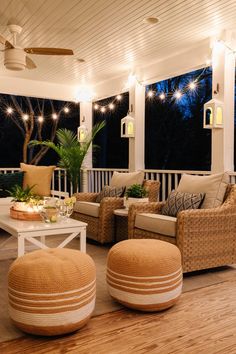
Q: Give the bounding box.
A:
[77,125,88,142]
[203,99,224,129]
[121,114,135,138]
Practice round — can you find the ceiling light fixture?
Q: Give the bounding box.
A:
[143,17,159,25]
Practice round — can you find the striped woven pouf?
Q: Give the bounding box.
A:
[8,248,96,336]
[107,239,182,311]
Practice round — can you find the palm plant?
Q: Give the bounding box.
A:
[29,121,105,193]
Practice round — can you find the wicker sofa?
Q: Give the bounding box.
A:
[72,180,160,244]
[128,184,236,273]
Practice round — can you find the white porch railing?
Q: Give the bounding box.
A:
[82,168,236,201]
[1,167,236,200]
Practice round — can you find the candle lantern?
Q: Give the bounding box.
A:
[121,115,135,138]
[77,125,88,142]
[203,99,224,129]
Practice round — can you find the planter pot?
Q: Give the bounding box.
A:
[13,202,29,212]
[123,197,149,209]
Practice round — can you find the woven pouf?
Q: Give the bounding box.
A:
[8,248,96,336]
[107,239,182,311]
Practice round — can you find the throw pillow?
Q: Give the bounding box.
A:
[95,186,125,203]
[0,172,24,197]
[177,172,229,209]
[20,163,56,197]
[162,190,205,217]
[110,171,144,188]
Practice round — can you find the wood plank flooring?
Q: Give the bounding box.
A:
[1,276,236,354]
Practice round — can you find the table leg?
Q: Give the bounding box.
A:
[18,235,25,257]
[80,227,86,253]
[40,236,46,245]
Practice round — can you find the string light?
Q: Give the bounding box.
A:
[52,113,58,120]
[189,81,196,90]
[159,93,165,100]
[38,116,44,123]
[174,91,182,99]
[64,107,70,113]
[93,94,123,112]
[147,90,154,97]
[6,107,13,114]
[22,114,29,121]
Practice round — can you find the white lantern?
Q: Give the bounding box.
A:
[121,115,135,138]
[203,99,224,129]
[77,125,88,142]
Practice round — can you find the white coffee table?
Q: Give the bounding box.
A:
[0,212,87,257]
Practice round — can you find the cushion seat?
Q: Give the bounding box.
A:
[135,213,177,237]
[8,248,96,336]
[74,201,100,217]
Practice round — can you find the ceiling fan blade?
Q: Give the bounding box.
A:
[0,34,14,49]
[26,55,37,69]
[24,47,73,55]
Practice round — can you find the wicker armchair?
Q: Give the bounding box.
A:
[128,184,236,272]
[72,180,160,244]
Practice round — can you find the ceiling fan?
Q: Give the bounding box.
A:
[0,24,74,71]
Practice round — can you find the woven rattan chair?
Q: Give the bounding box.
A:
[128,184,236,272]
[72,180,160,244]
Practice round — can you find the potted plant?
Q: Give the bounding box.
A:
[8,184,42,211]
[29,121,105,193]
[124,183,149,209]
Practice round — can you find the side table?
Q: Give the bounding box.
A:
[113,208,128,242]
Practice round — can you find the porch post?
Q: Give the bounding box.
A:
[211,38,235,173]
[80,101,93,192]
[129,82,145,172]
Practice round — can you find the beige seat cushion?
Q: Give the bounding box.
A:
[135,213,177,237]
[20,163,55,197]
[110,171,144,188]
[74,201,100,217]
[177,172,229,209]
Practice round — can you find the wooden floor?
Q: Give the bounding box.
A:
[1,275,236,354]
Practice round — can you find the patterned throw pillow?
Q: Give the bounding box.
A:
[95,186,125,203]
[162,190,205,217]
[0,172,24,197]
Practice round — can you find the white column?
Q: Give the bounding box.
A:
[211,39,235,173]
[80,101,93,192]
[129,82,145,171]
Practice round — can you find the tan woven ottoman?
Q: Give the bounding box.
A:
[107,239,182,311]
[8,248,96,336]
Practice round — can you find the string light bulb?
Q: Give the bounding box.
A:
[101,107,106,113]
[22,114,29,121]
[38,116,44,123]
[6,107,13,114]
[189,82,196,90]
[147,90,154,97]
[94,104,99,110]
[52,113,58,120]
[159,93,165,100]
[116,94,122,100]
[64,107,69,113]
[109,103,115,110]
[174,91,182,99]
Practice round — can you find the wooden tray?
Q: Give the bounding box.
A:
[10,206,42,221]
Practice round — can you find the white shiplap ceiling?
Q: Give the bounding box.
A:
[0,0,235,88]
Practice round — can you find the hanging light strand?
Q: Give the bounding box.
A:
[93,94,123,113]
[145,66,210,102]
